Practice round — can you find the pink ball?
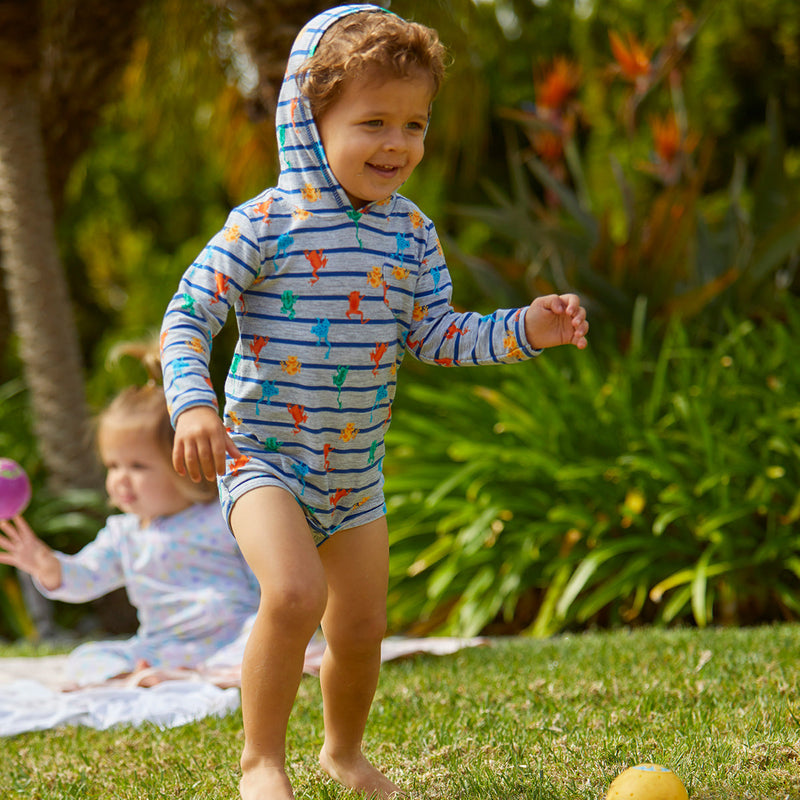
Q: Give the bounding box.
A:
[0,458,32,519]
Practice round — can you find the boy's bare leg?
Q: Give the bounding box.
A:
[317,516,406,798]
[231,487,328,800]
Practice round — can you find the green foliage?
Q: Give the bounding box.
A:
[385,301,800,636]
[452,5,800,333]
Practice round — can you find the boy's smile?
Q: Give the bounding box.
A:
[316,68,433,209]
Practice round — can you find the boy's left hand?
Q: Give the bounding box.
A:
[525,293,589,350]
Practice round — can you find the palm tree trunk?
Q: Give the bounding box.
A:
[0,73,102,492]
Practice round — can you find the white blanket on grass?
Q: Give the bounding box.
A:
[0,637,487,736]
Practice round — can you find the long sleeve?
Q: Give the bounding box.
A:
[403,220,540,366]
[33,523,125,603]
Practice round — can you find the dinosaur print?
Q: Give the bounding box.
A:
[305,250,328,284]
[311,318,332,359]
[368,440,379,465]
[287,404,307,434]
[445,322,469,339]
[280,290,298,319]
[301,184,321,202]
[211,271,229,304]
[409,210,425,229]
[370,384,388,423]
[249,335,268,366]
[329,488,352,507]
[370,342,388,375]
[291,461,309,495]
[332,365,349,409]
[229,454,252,476]
[339,423,359,443]
[393,233,411,264]
[276,232,294,260]
[255,198,274,223]
[281,356,302,375]
[256,380,279,415]
[345,291,368,323]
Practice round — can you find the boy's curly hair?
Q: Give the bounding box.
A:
[300,11,448,120]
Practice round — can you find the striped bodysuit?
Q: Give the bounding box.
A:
[160,4,539,543]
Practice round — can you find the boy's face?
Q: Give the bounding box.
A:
[316,68,433,209]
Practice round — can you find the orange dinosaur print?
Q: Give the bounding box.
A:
[345,291,368,323]
[224,225,241,242]
[255,199,274,223]
[229,454,252,476]
[228,410,242,427]
[323,443,334,471]
[339,423,359,442]
[188,337,204,354]
[304,249,328,284]
[287,404,307,434]
[281,355,302,375]
[391,265,410,280]
[503,329,525,359]
[211,271,229,304]
[405,334,422,350]
[445,322,469,339]
[329,488,352,507]
[409,210,425,229]
[292,206,312,221]
[250,335,269,366]
[370,342,388,375]
[301,184,321,202]
[412,302,429,321]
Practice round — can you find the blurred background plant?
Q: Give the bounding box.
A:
[453,2,800,339]
[386,299,800,635]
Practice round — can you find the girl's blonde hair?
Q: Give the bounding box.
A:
[300,11,448,120]
[98,341,217,504]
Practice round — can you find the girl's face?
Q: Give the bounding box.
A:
[99,426,193,525]
[316,68,433,209]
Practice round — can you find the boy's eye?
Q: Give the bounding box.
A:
[364,119,383,128]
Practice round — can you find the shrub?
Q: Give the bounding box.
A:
[385,301,800,636]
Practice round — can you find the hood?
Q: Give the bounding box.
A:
[275,4,389,212]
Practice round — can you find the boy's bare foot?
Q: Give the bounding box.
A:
[319,746,406,798]
[239,763,294,800]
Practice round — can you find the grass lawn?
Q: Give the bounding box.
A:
[2,624,799,799]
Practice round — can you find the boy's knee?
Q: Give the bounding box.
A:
[327,609,386,653]
[261,580,327,630]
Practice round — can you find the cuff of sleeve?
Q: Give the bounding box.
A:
[516,307,542,358]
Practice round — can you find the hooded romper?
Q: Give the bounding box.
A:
[160,4,540,544]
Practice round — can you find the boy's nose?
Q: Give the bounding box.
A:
[382,127,406,151]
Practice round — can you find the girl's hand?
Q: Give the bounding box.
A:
[173,406,242,482]
[525,293,589,350]
[0,516,62,591]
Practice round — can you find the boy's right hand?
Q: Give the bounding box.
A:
[173,406,241,482]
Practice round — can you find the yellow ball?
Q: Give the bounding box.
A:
[606,764,688,800]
